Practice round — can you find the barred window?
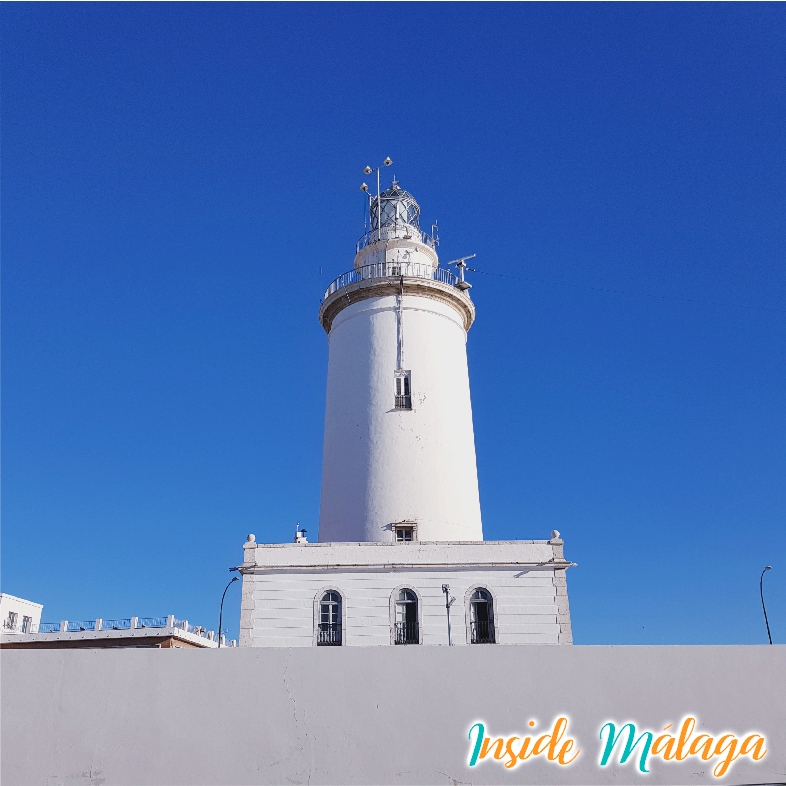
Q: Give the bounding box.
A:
[317,591,342,646]
[394,589,419,645]
[395,371,412,410]
[469,588,495,644]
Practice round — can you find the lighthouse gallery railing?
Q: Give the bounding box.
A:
[323,261,460,302]
[356,222,438,253]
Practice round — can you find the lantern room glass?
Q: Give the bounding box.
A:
[369,181,421,232]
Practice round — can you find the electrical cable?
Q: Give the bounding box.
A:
[464,267,785,314]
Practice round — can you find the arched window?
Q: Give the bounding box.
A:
[317,591,342,646]
[394,589,419,644]
[469,588,495,644]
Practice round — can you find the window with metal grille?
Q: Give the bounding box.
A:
[21,616,32,633]
[395,371,412,410]
[394,589,419,644]
[5,612,18,631]
[469,588,496,644]
[317,591,342,646]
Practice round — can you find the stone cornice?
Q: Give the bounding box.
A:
[318,276,476,334]
[240,539,575,573]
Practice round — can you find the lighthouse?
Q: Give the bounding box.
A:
[318,176,482,543]
[237,165,574,648]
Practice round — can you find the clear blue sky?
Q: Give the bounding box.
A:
[2,3,783,644]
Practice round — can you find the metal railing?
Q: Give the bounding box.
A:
[66,620,96,632]
[103,618,132,630]
[394,622,419,645]
[324,261,459,302]
[173,619,213,640]
[470,620,495,644]
[356,222,437,253]
[19,616,221,642]
[317,623,342,646]
[394,395,412,410]
[137,617,168,628]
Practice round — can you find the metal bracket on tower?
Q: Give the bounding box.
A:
[397,275,405,371]
[442,584,456,645]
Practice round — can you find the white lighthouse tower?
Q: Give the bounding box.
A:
[238,164,574,649]
[318,175,482,543]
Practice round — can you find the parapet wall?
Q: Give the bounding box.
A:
[2,645,784,785]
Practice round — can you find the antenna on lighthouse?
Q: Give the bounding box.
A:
[444,254,476,291]
[361,158,393,243]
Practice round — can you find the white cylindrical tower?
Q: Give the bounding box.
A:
[318,180,483,543]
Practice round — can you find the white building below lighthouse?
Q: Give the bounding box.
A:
[239,170,574,648]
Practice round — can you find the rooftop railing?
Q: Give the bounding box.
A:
[138,616,168,628]
[102,618,132,630]
[323,261,460,302]
[66,620,96,632]
[18,615,235,645]
[356,222,437,253]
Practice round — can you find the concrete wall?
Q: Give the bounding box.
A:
[3,645,783,786]
[240,540,572,647]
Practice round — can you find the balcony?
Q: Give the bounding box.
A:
[324,261,460,302]
[317,623,342,646]
[394,622,419,645]
[470,620,495,644]
[394,394,412,410]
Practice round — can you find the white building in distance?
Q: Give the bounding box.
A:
[0,594,43,635]
[0,609,231,649]
[239,169,574,648]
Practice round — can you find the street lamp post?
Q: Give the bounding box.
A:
[218,575,239,648]
[442,584,456,646]
[760,566,773,645]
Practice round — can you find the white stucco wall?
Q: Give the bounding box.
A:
[318,289,483,542]
[353,233,439,270]
[2,645,783,785]
[0,594,43,634]
[239,539,573,648]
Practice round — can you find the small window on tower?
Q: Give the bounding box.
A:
[395,371,412,410]
[393,524,416,542]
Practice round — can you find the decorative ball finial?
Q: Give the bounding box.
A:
[247,533,256,543]
[551,530,560,539]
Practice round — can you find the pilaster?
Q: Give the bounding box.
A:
[550,531,573,645]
